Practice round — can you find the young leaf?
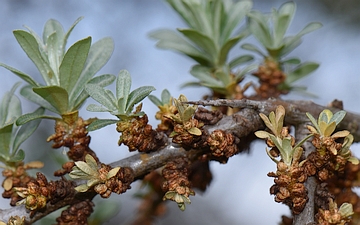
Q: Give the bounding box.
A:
[116,70,132,106]
[286,62,319,84]
[8,149,25,162]
[125,86,156,113]
[0,82,22,126]
[0,124,13,157]
[85,84,117,111]
[59,36,92,93]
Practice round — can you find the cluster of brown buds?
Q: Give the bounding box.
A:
[305,110,359,181]
[255,105,312,214]
[116,112,165,152]
[252,58,287,99]
[207,129,239,163]
[315,198,354,225]
[2,161,43,206]
[14,172,74,213]
[162,157,195,211]
[69,154,134,198]
[47,114,98,162]
[56,199,94,225]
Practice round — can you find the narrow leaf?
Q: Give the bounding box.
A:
[0,124,13,156]
[13,107,44,152]
[59,36,92,93]
[69,37,114,106]
[148,95,162,107]
[86,119,118,132]
[85,84,117,111]
[13,30,56,85]
[0,63,40,87]
[126,86,155,113]
[229,55,254,69]
[16,113,60,126]
[287,62,319,84]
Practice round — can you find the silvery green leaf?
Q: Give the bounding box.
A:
[247,11,272,49]
[329,110,346,126]
[74,184,90,192]
[178,28,217,61]
[0,82,22,126]
[13,107,44,152]
[69,37,114,106]
[85,154,98,171]
[59,37,91,94]
[149,29,211,65]
[43,19,64,45]
[229,55,254,69]
[33,86,69,115]
[87,179,100,187]
[86,119,118,132]
[85,84,117,111]
[306,112,321,133]
[148,95,162,107]
[161,89,171,105]
[46,32,60,77]
[16,112,59,126]
[125,86,155,114]
[13,30,56,86]
[62,17,84,54]
[218,35,247,66]
[71,74,116,110]
[20,85,59,113]
[286,62,319,84]
[241,43,266,57]
[86,104,110,112]
[0,63,40,87]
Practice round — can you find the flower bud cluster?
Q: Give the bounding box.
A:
[56,199,94,225]
[116,114,165,152]
[47,117,97,162]
[2,162,43,206]
[268,162,308,214]
[253,59,287,99]
[162,157,195,211]
[207,130,239,162]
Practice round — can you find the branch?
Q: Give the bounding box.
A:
[293,123,317,225]
[2,98,360,223]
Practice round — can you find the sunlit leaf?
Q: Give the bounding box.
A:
[33,86,69,115]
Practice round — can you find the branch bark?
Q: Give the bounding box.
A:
[1,99,360,224]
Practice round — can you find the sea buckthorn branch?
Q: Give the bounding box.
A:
[2,99,360,223]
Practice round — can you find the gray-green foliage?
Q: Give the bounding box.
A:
[1,17,115,121]
[86,70,155,131]
[0,83,43,164]
[150,0,255,96]
[242,2,322,91]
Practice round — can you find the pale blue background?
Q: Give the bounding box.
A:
[0,1,359,224]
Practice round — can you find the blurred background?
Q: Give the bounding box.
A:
[0,0,359,224]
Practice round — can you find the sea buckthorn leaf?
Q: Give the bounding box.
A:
[13,107,44,152]
[148,95,162,107]
[0,63,39,87]
[0,124,13,157]
[72,74,116,110]
[329,110,346,125]
[74,161,98,177]
[149,29,211,65]
[218,34,248,66]
[46,32,60,76]
[59,36,92,93]
[125,86,155,114]
[75,184,90,192]
[33,86,69,115]
[116,70,132,112]
[16,110,59,126]
[85,84,117,111]
[13,30,56,86]
[286,62,319,84]
[8,149,25,163]
[20,85,58,114]
[62,17,84,54]
[161,89,171,105]
[86,119,118,132]
[43,19,64,47]
[0,82,22,127]
[107,167,120,180]
[69,37,114,107]
[85,154,98,172]
[229,55,254,69]
[272,2,295,47]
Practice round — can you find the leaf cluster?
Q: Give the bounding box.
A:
[1,17,115,121]
[86,70,155,131]
[243,2,322,91]
[255,105,312,167]
[150,0,254,97]
[69,154,120,192]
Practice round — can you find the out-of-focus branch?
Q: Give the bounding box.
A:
[293,123,317,225]
[1,99,360,224]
